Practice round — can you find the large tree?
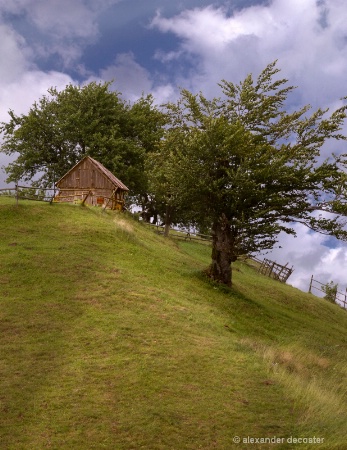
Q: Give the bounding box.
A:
[153,62,347,286]
[0,82,166,202]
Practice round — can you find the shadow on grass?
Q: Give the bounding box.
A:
[193,270,306,342]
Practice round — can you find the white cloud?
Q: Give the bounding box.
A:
[0,22,32,83]
[151,83,176,105]
[265,223,347,301]
[30,0,98,39]
[0,0,117,68]
[0,70,74,186]
[1,0,98,39]
[89,52,175,104]
[98,53,154,100]
[151,0,347,106]
[0,1,94,185]
[0,70,73,121]
[0,2,76,123]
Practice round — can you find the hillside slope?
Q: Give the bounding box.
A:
[0,197,347,449]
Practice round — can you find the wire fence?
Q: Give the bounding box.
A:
[308,275,347,309]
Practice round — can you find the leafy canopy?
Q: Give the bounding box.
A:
[152,61,347,259]
[0,82,167,198]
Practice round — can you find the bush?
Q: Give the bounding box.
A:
[322,281,338,304]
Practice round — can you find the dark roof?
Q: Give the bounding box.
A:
[56,156,129,191]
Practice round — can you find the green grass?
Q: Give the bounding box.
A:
[1,196,347,449]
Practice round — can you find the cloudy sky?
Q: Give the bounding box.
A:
[1,0,347,301]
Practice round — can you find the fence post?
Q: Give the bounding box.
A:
[269,261,275,278]
[308,275,313,293]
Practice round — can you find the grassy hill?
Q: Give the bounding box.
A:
[1,197,347,450]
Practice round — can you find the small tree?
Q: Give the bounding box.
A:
[151,62,347,286]
[322,281,338,304]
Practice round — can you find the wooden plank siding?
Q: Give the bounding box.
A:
[54,156,129,210]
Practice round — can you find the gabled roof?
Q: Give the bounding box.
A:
[56,156,129,191]
[88,157,129,191]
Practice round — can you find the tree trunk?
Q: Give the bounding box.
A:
[164,203,172,237]
[140,194,152,223]
[209,214,235,287]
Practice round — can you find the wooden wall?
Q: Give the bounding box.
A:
[58,158,116,191]
[55,158,125,209]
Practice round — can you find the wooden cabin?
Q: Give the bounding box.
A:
[54,156,129,210]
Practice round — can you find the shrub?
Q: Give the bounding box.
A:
[322,281,338,304]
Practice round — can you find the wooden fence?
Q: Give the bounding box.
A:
[256,257,294,283]
[308,276,347,309]
[143,222,212,243]
[144,225,294,284]
[0,184,55,204]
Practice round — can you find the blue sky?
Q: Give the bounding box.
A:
[1,0,347,296]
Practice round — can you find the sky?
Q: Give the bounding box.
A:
[1,0,347,300]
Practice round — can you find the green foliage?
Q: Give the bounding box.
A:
[322,281,338,304]
[0,83,166,199]
[150,62,347,263]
